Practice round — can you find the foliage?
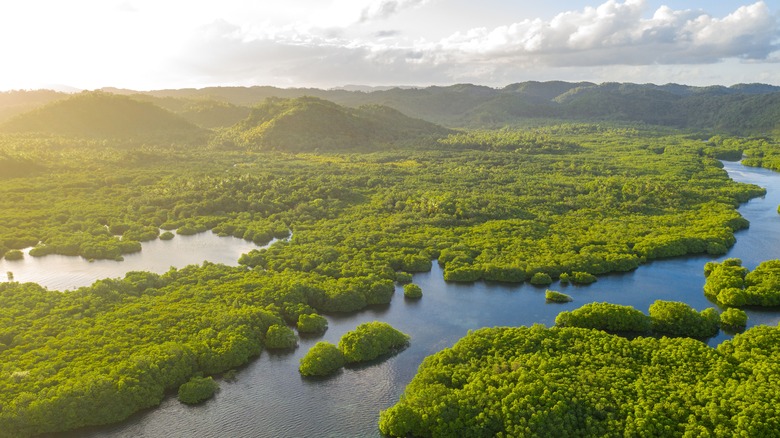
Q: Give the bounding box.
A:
[338,322,410,363]
[0,120,771,435]
[704,259,780,307]
[265,324,297,350]
[379,324,780,437]
[394,271,413,284]
[297,313,328,334]
[720,308,748,332]
[545,290,572,303]
[3,249,23,260]
[298,342,345,377]
[214,96,452,152]
[0,91,205,143]
[403,283,423,299]
[529,272,553,286]
[555,302,651,334]
[177,376,219,405]
[648,300,720,339]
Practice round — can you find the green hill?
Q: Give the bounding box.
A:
[0,90,67,124]
[0,92,205,141]
[219,96,453,151]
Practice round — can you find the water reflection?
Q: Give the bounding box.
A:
[39,161,780,437]
[0,233,264,291]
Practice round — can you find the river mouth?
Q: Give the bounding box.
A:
[25,160,780,438]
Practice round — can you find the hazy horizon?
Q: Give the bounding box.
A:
[2,1,779,92]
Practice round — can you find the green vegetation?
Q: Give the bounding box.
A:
[394,271,413,284]
[0,91,205,142]
[704,258,780,307]
[379,324,780,437]
[177,376,219,405]
[338,322,409,364]
[299,322,409,376]
[298,342,345,377]
[0,91,775,436]
[555,302,652,334]
[403,283,423,299]
[556,301,719,339]
[649,300,720,339]
[3,249,23,261]
[213,96,452,152]
[720,308,748,332]
[296,313,328,334]
[545,290,572,303]
[159,231,175,240]
[529,272,553,286]
[265,324,298,350]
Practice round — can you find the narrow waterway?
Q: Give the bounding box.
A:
[37,160,780,437]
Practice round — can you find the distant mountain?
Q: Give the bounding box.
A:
[0,90,68,124]
[127,94,251,129]
[9,81,780,135]
[0,91,206,141]
[219,96,453,152]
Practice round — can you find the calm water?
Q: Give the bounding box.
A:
[28,161,780,437]
[0,233,265,291]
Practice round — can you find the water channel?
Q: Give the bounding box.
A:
[8,160,780,437]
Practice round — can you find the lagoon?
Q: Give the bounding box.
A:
[33,161,780,437]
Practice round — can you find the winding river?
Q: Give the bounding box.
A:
[8,161,780,437]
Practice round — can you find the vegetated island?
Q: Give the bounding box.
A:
[299,321,409,377]
[0,83,779,436]
[704,258,780,307]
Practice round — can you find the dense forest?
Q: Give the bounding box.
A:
[0,88,779,436]
[4,81,780,133]
[379,324,780,437]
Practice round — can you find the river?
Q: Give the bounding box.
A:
[18,160,780,437]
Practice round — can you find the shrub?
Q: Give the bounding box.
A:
[338,322,410,363]
[395,272,413,284]
[297,313,328,334]
[545,290,572,303]
[649,301,720,339]
[530,272,553,286]
[159,231,175,240]
[4,250,23,261]
[299,342,345,376]
[570,271,597,284]
[265,324,297,350]
[178,376,219,405]
[555,302,651,334]
[403,283,423,299]
[720,308,748,331]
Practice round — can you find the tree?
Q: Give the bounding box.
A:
[299,342,345,377]
[177,376,219,404]
[403,283,423,299]
[545,290,572,303]
[338,322,410,363]
[297,314,328,334]
[265,324,297,350]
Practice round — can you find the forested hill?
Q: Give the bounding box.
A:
[214,96,454,152]
[0,91,206,142]
[102,81,780,134]
[5,81,780,134]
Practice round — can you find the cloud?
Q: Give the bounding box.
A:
[173,1,780,88]
[359,0,430,23]
[437,1,779,66]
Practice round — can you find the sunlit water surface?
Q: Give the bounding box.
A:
[12,160,780,438]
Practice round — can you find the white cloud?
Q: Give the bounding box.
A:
[359,0,430,23]
[436,0,778,66]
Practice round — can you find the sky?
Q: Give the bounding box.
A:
[0,0,778,91]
